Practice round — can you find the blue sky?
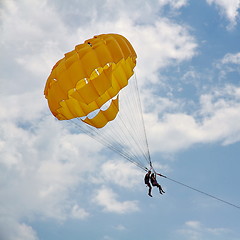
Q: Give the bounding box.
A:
[1,0,240,239]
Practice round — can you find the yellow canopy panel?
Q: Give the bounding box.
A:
[82,97,119,128]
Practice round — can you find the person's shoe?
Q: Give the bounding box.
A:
[148,193,153,197]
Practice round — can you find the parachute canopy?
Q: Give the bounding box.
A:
[45,33,151,171]
[44,33,137,128]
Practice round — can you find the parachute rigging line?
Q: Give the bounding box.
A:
[68,117,148,171]
[132,74,152,167]
[164,176,240,210]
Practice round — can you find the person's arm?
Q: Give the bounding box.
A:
[156,173,166,178]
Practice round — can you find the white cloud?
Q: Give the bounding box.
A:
[215,52,240,79]
[12,223,38,240]
[0,218,38,240]
[206,0,240,29]
[71,204,90,219]
[133,18,197,85]
[103,235,114,240]
[0,91,47,123]
[147,85,240,153]
[0,115,101,237]
[222,52,240,65]
[0,0,69,95]
[97,160,142,188]
[178,220,232,240]
[114,224,126,231]
[158,0,188,9]
[92,187,139,214]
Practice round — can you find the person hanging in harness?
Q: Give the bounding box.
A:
[150,172,165,195]
[144,170,152,197]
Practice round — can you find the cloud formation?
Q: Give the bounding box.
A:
[92,187,139,214]
[206,0,240,29]
[178,220,233,240]
[98,160,142,188]
[0,218,38,240]
[222,52,240,65]
[147,84,240,153]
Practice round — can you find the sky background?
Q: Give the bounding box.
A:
[1,0,240,239]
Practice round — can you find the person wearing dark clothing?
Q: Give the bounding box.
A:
[144,170,152,197]
[150,173,165,194]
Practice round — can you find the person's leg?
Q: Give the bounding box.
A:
[157,184,165,194]
[156,184,164,194]
[147,184,152,197]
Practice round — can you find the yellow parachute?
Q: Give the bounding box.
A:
[44,34,137,128]
[44,33,150,171]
